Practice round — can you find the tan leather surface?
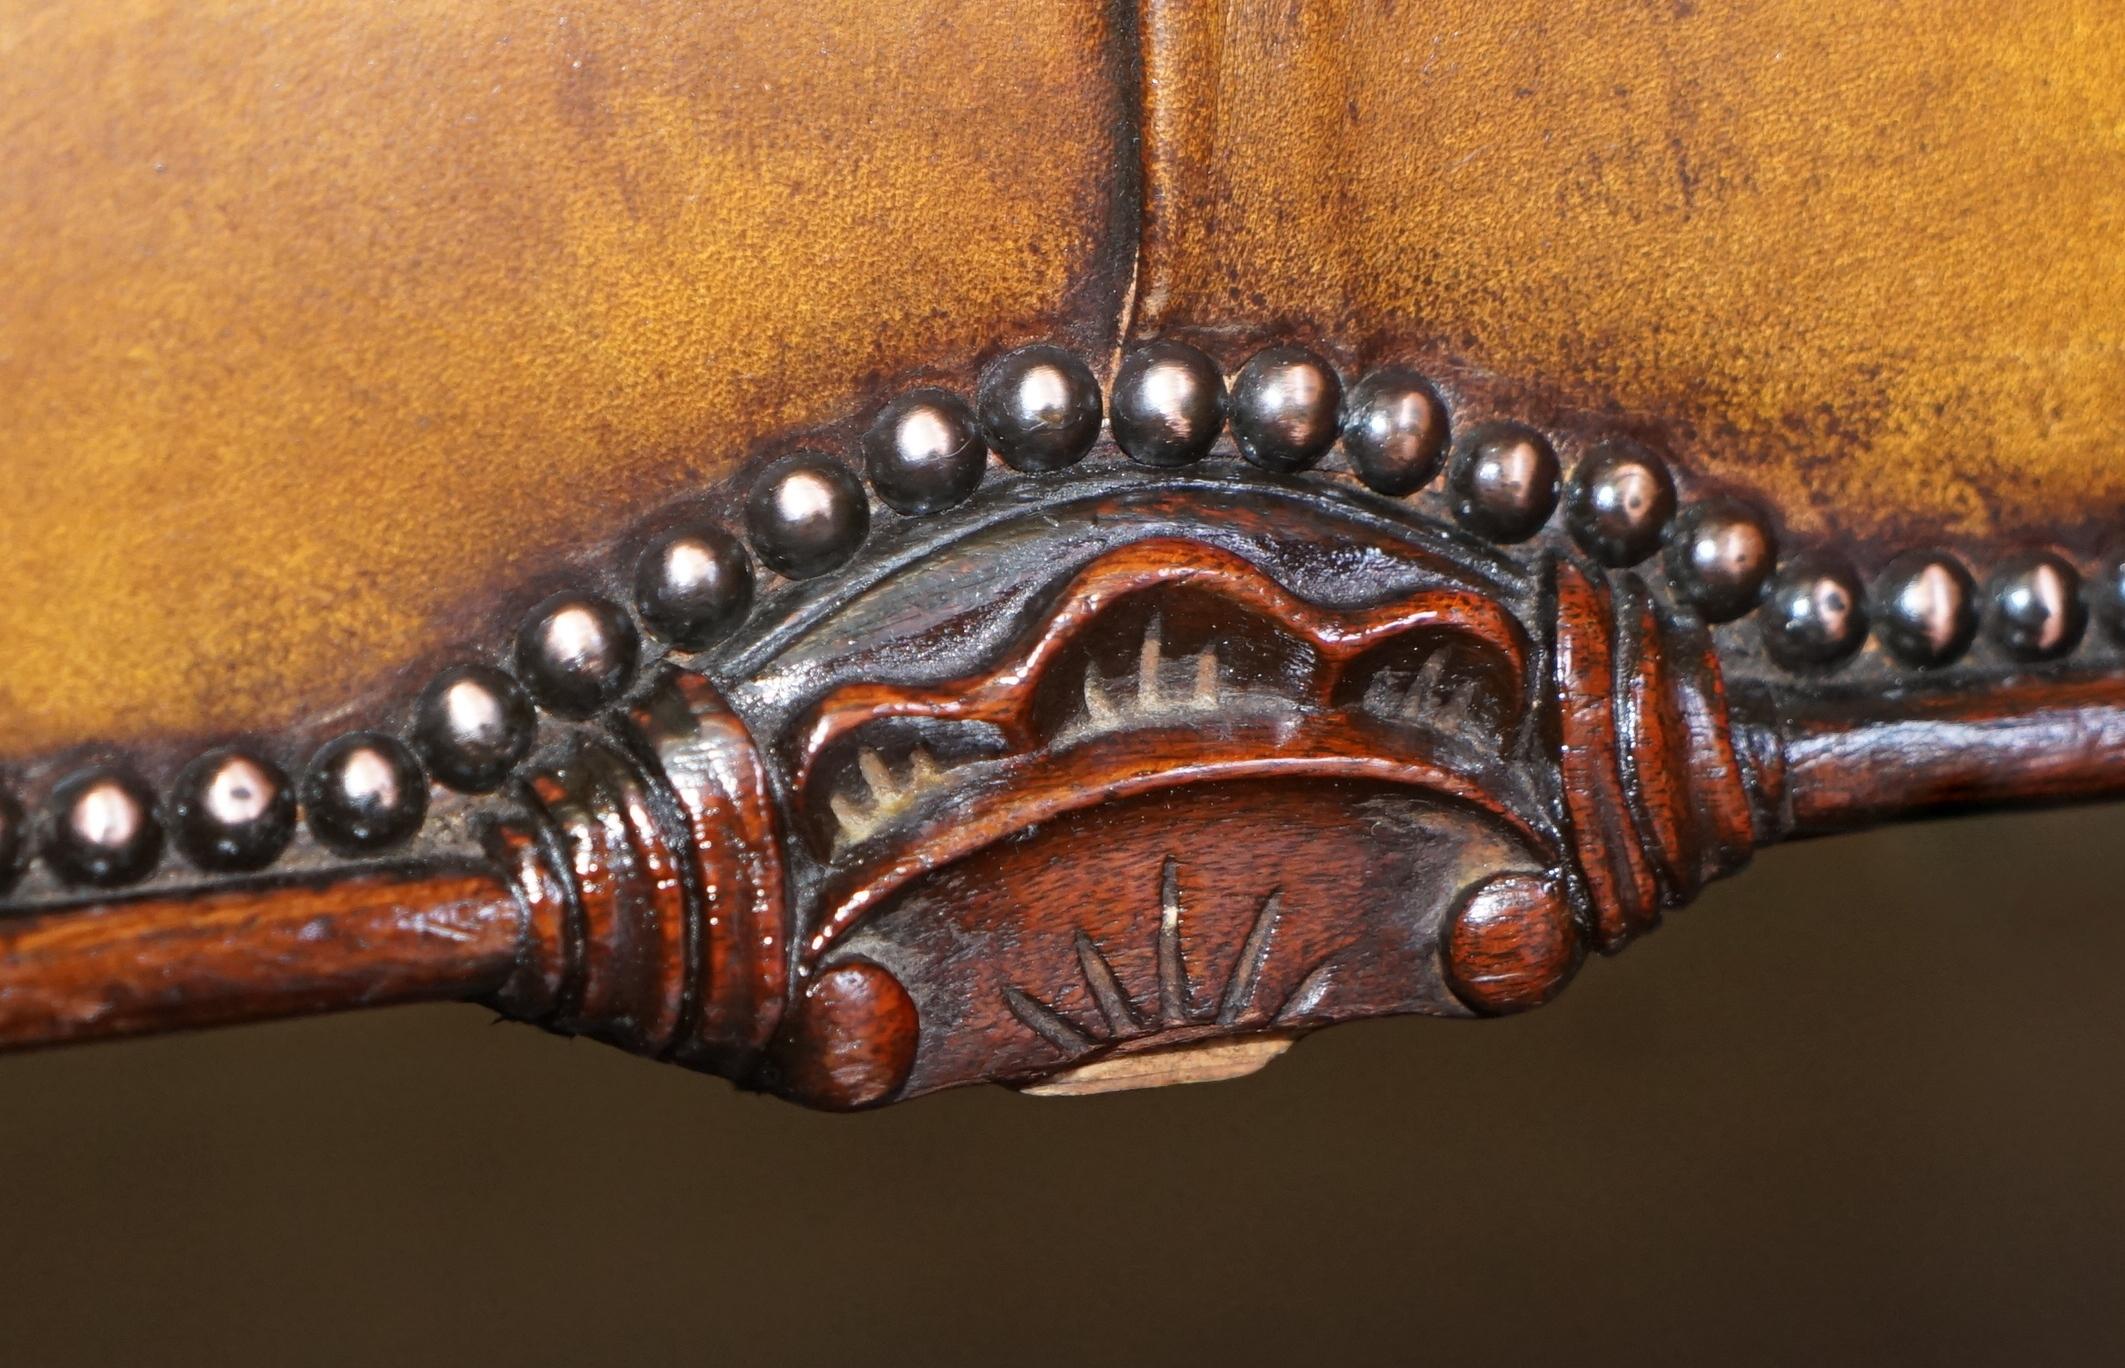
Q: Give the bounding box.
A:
[0,0,1131,759]
[1133,0,2125,547]
[2,0,2121,760]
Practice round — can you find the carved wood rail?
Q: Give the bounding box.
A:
[1,367,2119,1109]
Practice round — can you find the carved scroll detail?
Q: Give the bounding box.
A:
[467,510,1783,1105]
[789,537,1530,839]
[787,535,1548,971]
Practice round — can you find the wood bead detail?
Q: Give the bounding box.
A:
[1444,872,1581,1015]
[0,324,2118,1116]
[768,960,919,1111]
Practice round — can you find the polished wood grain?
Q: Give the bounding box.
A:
[0,866,516,1048]
[1777,673,2125,834]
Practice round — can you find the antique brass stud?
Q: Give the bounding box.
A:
[1666,497,1777,623]
[412,665,537,793]
[1760,553,1869,669]
[1874,551,1978,668]
[45,766,163,887]
[975,345,1102,473]
[170,747,296,872]
[745,451,871,579]
[302,733,428,855]
[1564,440,1676,567]
[515,593,640,718]
[862,388,988,515]
[1988,551,2086,662]
[1341,366,1449,496]
[1229,345,1343,473]
[1110,340,1226,468]
[1446,422,1559,543]
[634,524,755,650]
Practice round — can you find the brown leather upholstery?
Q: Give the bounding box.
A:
[2,1,2119,759]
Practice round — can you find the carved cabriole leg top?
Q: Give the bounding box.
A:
[2,4,2124,1109]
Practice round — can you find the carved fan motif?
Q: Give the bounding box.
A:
[1001,856,1332,1095]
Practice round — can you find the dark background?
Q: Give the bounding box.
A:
[1,804,2120,1366]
